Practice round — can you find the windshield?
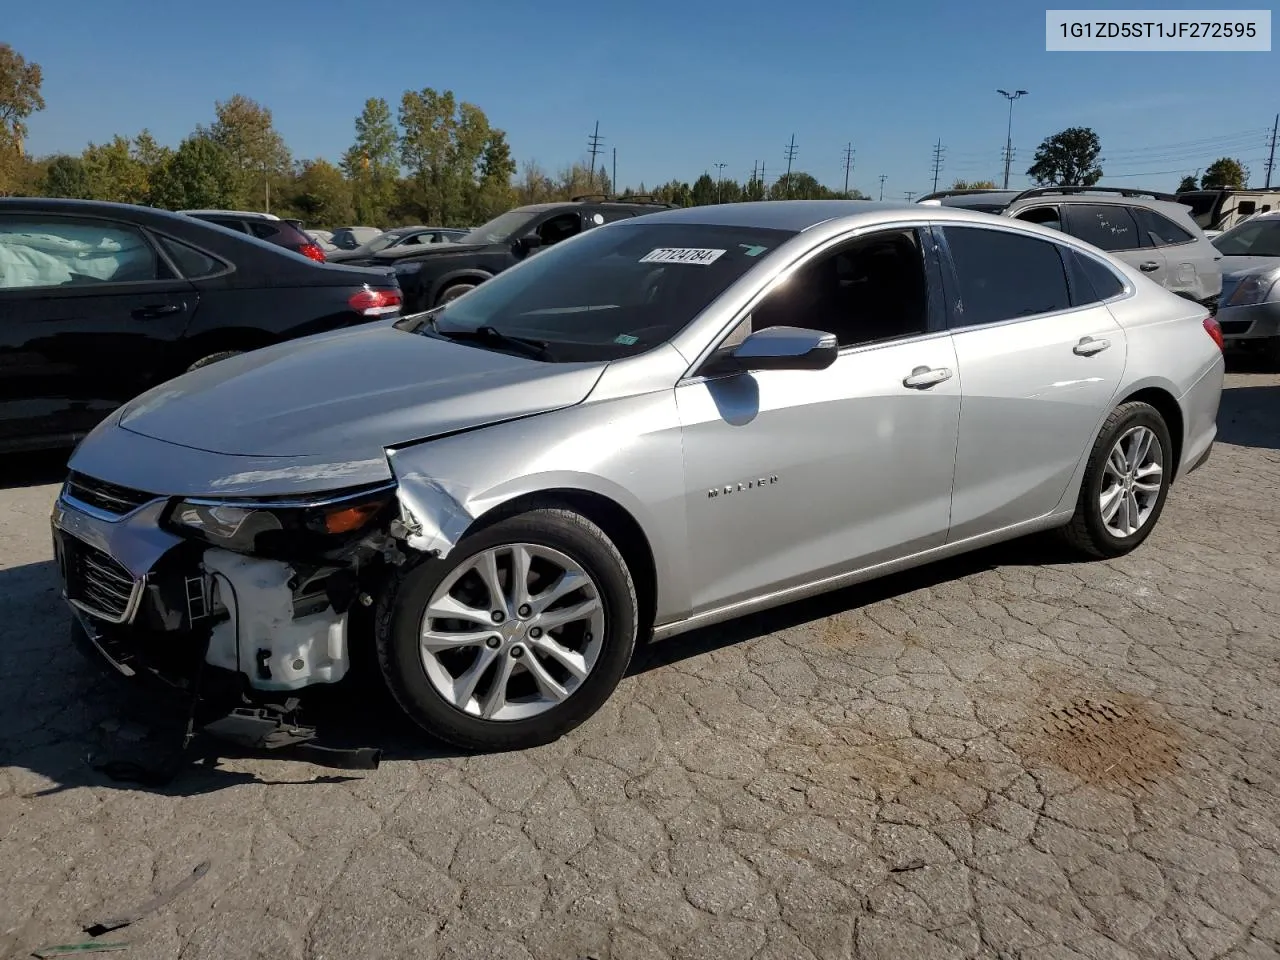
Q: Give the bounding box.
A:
[465,209,538,245]
[400,221,796,362]
[350,232,401,256]
[1213,218,1280,257]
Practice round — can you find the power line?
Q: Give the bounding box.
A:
[586,121,604,189]
[783,134,798,198]
[878,174,887,201]
[930,139,946,193]
[841,142,855,198]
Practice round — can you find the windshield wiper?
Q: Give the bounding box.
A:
[435,324,555,360]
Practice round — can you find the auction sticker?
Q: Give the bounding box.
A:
[639,247,726,265]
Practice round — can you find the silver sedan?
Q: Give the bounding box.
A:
[52,201,1225,751]
[1212,211,1280,368]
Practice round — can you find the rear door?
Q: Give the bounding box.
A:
[0,213,199,449]
[936,223,1127,542]
[1063,203,1166,286]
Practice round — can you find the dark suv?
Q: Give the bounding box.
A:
[392,195,677,311]
[180,210,327,262]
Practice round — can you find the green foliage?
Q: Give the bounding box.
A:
[952,179,997,190]
[286,158,355,226]
[209,94,291,209]
[41,154,91,198]
[1201,157,1248,190]
[0,43,45,145]
[1177,175,1200,193]
[342,97,399,225]
[1026,127,1103,186]
[148,134,237,210]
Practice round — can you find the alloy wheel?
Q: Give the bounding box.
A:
[418,543,606,721]
[1099,425,1164,539]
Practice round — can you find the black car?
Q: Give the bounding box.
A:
[326,225,471,264]
[391,196,676,311]
[0,198,403,454]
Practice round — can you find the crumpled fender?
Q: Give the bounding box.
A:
[389,467,475,559]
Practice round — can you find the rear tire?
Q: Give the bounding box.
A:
[436,282,477,306]
[1058,401,1173,559]
[376,507,638,751]
[187,350,242,372]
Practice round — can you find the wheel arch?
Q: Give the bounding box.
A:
[179,327,277,371]
[429,269,494,305]
[464,488,659,638]
[1114,384,1185,481]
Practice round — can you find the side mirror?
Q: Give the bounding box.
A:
[515,232,543,255]
[714,326,839,374]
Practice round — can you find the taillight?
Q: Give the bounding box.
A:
[1202,315,1224,350]
[349,286,402,317]
[299,243,327,262]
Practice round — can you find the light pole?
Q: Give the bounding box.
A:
[997,88,1028,189]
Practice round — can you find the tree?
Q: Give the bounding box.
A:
[286,158,354,226]
[691,172,718,206]
[1201,158,1249,190]
[399,87,460,223]
[148,134,236,210]
[209,94,291,209]
[769,171,835,200]
[0,44,45,151]
[41,155,91,198]
[952,179,997,190]
[1177,175,1200,193]
[80,135,150,203]
[515,160,556,205]
[743,174,766,202]
[473,130,516,221]
[1026,127,1103,186]
[341,98,399,225]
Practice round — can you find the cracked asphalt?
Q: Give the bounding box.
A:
[3,370,1280,960]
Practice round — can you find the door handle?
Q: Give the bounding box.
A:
[132,303,183,319]
[1074,336,1111,356]
[1139,261,1160,272]
[903,366,953,389]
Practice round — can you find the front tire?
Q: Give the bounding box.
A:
[376,508,638,751]
[1058,401,1173,559]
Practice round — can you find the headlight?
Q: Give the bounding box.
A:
[1226,273,1280,307]
[166,486,394,555]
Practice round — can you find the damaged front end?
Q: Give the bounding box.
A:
[53,465,476,767]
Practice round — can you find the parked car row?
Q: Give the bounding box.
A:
[49,197,1225,752]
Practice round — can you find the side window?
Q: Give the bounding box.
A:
[1238,201,1257,216]
[158,236,225,279]
[748,228,930,347]
[400,233,425,246]
[1131,207,1195,247]
[1065,204,1142,251]
[248,221,279,239]
[0,217,170,290]
[598,209,638,224]
[1064,248,1126,305]
[536,213,583,246]
[942,226,1071,326]
[210,217,249,234]
[1015,206,1064,232]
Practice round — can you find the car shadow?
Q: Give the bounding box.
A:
[0,448,69,490]
[1215,379,1280,450]
[1,534,1076,797]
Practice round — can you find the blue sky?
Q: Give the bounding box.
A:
[7,0,1277,196]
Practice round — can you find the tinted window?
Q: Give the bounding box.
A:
[1065,248,1126,305]
[598,209,639,224]
[1132,207,1194,246]
[207,217,249,234]
[158,236,225,279]
[1067,204,1142,251]
[943,226,1071,326]
[404,222,796,362]
[0,217,169,289]
[750,229,929,347]
[1015,206,1063,232]
[249,221,280,239]
[1213,219,1280,257]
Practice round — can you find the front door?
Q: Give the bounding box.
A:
[675,226,961,614]
[0,213,198,449]
[937,224,1127,542]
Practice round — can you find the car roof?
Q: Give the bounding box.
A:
[179,209,281,220]
[626,199,932,231]
[0,197,243,226]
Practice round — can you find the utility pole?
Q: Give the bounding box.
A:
[783,134,798,198]
[930,139,946,193]
[612,147,617,195]
[904,190,916,202]
[714,162,727,203]
[997,89,1028,189]
[878,174,887,201]
[761,162,767,198]
[1265,113,1279,189]
[841,142,855,198]
[587,121,604,191]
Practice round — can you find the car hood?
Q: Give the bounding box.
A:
[116,322,607,459]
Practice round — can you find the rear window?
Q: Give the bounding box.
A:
[249,221,280,239]
[403,222,796,362]
[1132,207,1195,247]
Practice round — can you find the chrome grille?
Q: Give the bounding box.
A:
[62,536,142,624]
[64,471,158,517]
